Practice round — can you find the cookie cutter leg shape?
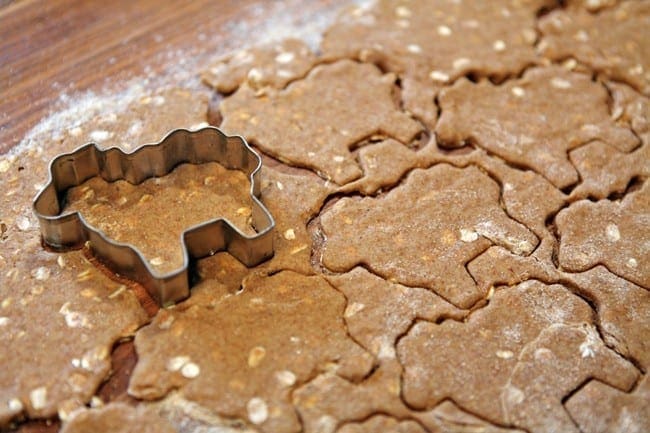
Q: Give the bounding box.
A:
[33,127,275,305]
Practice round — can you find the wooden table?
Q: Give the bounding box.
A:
[0,0,344,155]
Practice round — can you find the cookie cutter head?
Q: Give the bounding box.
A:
[33,127,275,305]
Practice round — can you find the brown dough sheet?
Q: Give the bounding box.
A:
[56,88,209,152]
[320,0,556,132]
[0,246,147,425]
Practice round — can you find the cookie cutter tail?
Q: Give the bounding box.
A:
[33,126,275,305]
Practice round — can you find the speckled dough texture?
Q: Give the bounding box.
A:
[556,180,649,287]
[128,271,374,433]
[202,38,317,94]
[65,163,256,274]
[2,0,650,432]
[220,59,422,185]
[60,402,176,433]
[539,0,650,95]
[435,66,638,189]
[320,164,537,309]
[397,280,639,433]
[321,0,552,83]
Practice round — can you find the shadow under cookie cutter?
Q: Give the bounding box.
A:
[33,127,275,306]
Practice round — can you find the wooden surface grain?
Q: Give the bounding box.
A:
[0,0,345,155]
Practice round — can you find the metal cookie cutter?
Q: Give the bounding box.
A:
[33,127,275,305]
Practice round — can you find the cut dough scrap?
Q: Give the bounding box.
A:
[254,167,335,275]
[397,280,639,433]
[295,265,523,433]
[569,140,649,200]
[295,361,527,433]
[565,375,650,433]
[339,138,441,196]
[202,38,317,94]
[468,245,558,292]
[220,60,422,185]
[60,402,176,433]
[469,246,649,372]
[128,271,374,433]
[401,78,439,129]
[322,0,553,83]
[326,267,466,359]
[416,400,527,433]
[139,392,261,433]
[556,180,650,287]
[294,361,412,432]
[539,1,650,96]
[468,149,567,238]
[436,66,638,189]
[197,165,335,279]
[608,81,650,138]
[567,82,650,199]
[566,266,650,371]
[320,163,538,309]
[337,415,426,433]
[504,322,639,433]
[564,0,619,12]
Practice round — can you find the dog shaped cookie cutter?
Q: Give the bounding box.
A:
[33,127,275,305]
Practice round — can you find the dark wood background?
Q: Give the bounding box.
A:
[0,0,344,155]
